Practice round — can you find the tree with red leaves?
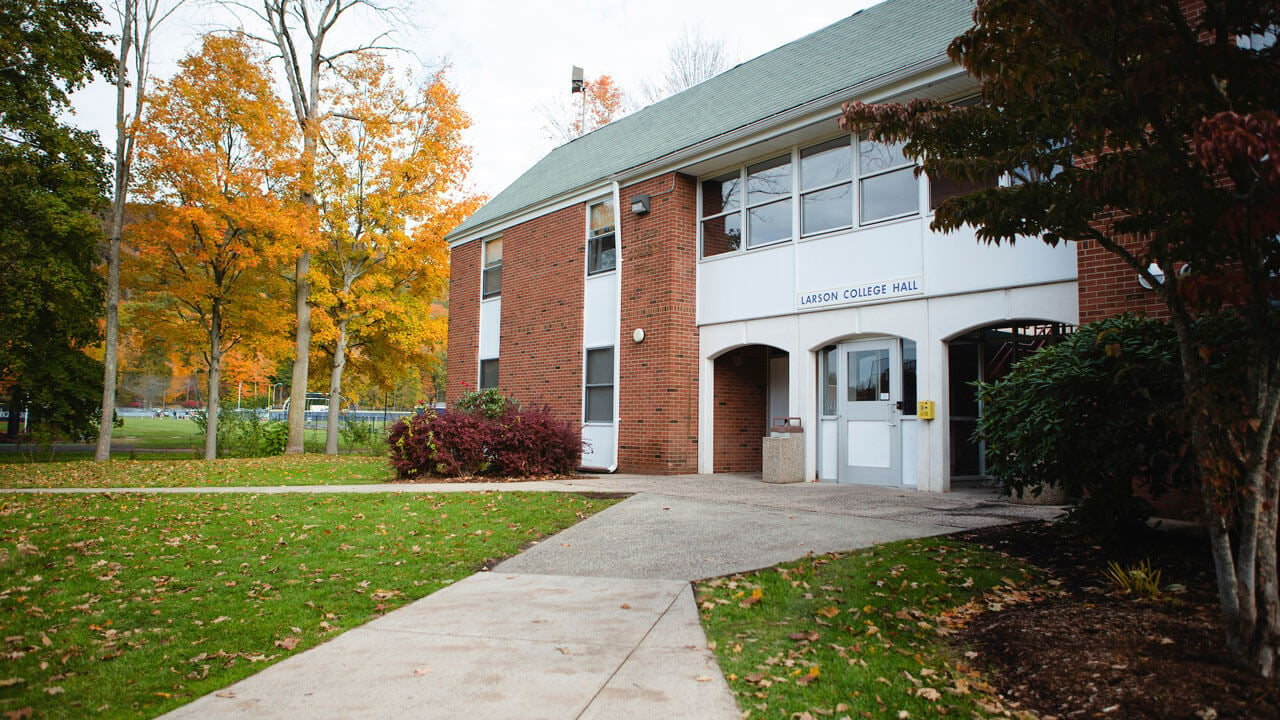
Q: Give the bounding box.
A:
[842,0,1280,676]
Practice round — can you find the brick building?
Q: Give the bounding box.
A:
[445,0,1082,490]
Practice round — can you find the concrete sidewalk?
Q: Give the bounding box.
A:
[159,475,1061,719]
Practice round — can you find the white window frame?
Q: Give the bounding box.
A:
[799,137,854,237]
[698,135,924,260]
[586,198,617,275]
[481,237,502,298]
[479,358,499,390]
[583,346,614,423]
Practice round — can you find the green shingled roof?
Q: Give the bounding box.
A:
[447,0,974,242]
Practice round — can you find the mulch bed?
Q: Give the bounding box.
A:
[954,521,1280,719]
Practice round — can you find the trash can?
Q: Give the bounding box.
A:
[762,417,803,484]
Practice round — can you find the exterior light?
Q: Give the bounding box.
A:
[631,194,650,215]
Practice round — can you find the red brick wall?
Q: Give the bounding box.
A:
[499,206,586,421]
[445,240,481,404]
[1077,220,1169,325]
[617,173,701,473]
[712,346,768,473]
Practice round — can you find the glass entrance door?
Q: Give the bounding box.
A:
[837,338,902,485]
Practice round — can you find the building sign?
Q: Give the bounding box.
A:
[796,275,924,311]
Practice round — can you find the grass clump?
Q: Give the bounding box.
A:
[697,537,1040,719]
[0,490,619,718]
[1103,558,1163,598]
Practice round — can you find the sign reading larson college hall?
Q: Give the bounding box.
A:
[796,276,924,311]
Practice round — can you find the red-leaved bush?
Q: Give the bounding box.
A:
[387,398,581,479]
[488,405,582,476]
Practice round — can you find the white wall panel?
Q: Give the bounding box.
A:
[583,273,619,348]
[479,297,501,359]
[581,424,616,471]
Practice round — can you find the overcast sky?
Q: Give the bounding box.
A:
[71,0,880,198]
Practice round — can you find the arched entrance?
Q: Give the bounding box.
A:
[711,345,788,473]
[946,321,1074,482]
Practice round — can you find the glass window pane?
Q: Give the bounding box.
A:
[848,348,889,402]
[701,172,741,216]
[859,138,909,174]
[484,238,502,266]
[860,167,918,224]
[480,359,498,390]
[482,265,501,297]
[930,169,995,209]
[701,214,741,257]
[801,138,852,191]
[586,347,613,385]
[821,346,837,415]
[801,184,852,235]
[588,234,615,274]
[589,200,615,237]
[747,155,791,206]
[747,198,791,248]
[902,340,917,415]
[585,386,613,423]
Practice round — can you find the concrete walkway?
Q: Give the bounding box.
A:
[148,474,1060,720]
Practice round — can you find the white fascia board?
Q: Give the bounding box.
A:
[450,55,963,249]
[448,184,614,249]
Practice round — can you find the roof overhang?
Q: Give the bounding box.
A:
[447,53,967,250]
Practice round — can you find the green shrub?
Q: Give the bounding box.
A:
[1104,558,1164,598]
[976,314,1193,536]
[193,410,287,457]
[339,419,387,456]
[453,388,513,419]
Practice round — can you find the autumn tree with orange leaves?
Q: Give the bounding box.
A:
[312,57,482,454]
[126,34,300,459]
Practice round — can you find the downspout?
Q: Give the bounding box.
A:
[605,179,624,472]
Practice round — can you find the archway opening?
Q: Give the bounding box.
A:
[947,321,1074,483]
[712,345,787,473]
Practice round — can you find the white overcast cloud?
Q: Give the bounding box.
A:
[71,0,879,198]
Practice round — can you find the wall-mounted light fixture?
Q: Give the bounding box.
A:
[630,194,650,215]
[1137,262,1165,290]
[632,328,645,343]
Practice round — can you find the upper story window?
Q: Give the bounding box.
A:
[801,137,853,235]
[700,135,921,259]
[482,237,502,298]
[701,171,742,256]
[587,199,616,275]
[858,137,917,224]
[746,155,792,248]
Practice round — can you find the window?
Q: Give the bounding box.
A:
[801,138,853,235]
[584,347,614,422]
[746,155,792,247]
[700,171,742,257]
[699,136,922,258]
[479,358,498,390]
[482,238,502,298]
[820,345,838,415]
[901,339,917,416]
[587,200,616,274]
[858,137,918,224]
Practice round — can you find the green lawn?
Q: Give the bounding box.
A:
[697,537,1043,719]
[0,490,620,719]
[0,455,395,489]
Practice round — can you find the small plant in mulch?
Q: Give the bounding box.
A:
[387,389,581,481]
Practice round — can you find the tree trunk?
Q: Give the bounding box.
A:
[205,307,221,461]
[95,1,134,462]
[325,318,348,455]
[285,251,311,453]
